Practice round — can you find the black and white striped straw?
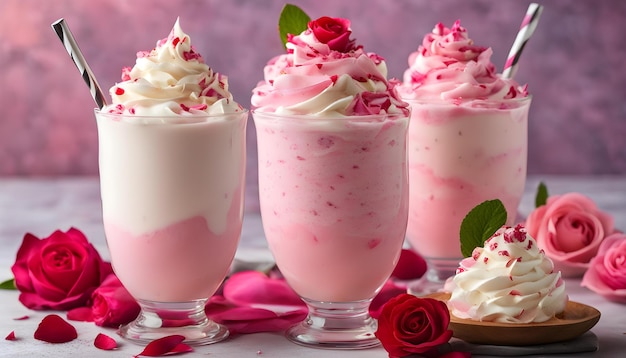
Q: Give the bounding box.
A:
[502,3,544,79]
[51,18,108,109]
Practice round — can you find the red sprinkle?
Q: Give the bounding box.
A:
[115,87,125,96]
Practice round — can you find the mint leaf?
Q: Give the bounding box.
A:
[535,181,549,208]
[460,199,508,257]
[0,278,16,290]
[278,4,311,49]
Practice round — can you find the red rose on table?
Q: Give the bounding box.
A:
[308,16,356,52]
[68,274,140,327]
[375,293,453,358]
[581,233,626,303]
[11,228,113,310]
[525,193,615,277]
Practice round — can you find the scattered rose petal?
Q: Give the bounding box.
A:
[5,331,16,341]
[135,335,193,357]
[13,315,29,320]
[392,249,428,280]
[94,333,117,350]
[223,271,304,306]
[34,314,78,343]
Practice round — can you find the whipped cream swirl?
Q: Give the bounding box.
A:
[398,21,528,101]
[447,224,567,323]
[103,18,243,116]
[251,19,408,117]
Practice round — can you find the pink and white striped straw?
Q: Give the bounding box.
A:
[502,3,544,79]
[51,18,108,109]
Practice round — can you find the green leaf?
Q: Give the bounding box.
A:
[278,4,311,49]
[535,181,549,208]
[460,199,508,257]
[0,278,16,290]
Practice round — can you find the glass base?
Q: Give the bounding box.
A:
[118,298,228,346]
[286,298,380,350]
[407,258,460,296]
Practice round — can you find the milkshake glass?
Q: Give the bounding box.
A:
[253,111,409,349]
[398,21,532,291]
[251,14,410,348]
[404,98,530,284]
[93,17,247,345]
[96,110,247,345]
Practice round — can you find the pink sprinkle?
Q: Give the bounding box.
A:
[506,258,517,267]
[316,63,323,69]
[483,257,488,264]
[498,250,510,257]
[489,242,498,251]
[172,37,181,47]
[121,67,132,81]
[368,239,381,249]
[180,103,190,112]
[114,87,124,96]
[509,290,521,296]
[330,75,338,84]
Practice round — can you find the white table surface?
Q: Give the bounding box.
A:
[0,176,625,357]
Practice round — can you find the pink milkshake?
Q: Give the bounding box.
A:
[398,21,531,284]
[252,15,409,349]
[96,18,247,345]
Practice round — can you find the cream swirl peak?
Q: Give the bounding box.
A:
[398,21,528,101]
[103,18,243,116]
[252,16,409,117]
[446,224,568,323]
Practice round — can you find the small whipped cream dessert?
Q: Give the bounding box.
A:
[446,224,568,323]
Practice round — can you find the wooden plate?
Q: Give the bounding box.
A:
[426,292,601,346]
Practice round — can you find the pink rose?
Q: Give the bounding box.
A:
[581,233,626,303]
[11,228,113,310]
[308,16,356,52]
[68,274,141,327]
[375,294,454,358]
[525,193,614,277]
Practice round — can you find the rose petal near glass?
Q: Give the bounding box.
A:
[94,333,117,350]
[33,314,78,343]
[135,335,189,357]
[67,306,94,322]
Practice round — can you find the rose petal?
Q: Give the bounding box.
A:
[34,314,78,343]
[135,335,193,357]
[5,331,16,341]
[13,315,29,320]
[94,333,117,350]
[391,249,428,280]
[223,271,304,307]
[370,280,406,319]
[67,306,95,322]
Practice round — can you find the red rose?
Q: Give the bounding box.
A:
[91,274,140,327]
[375,294,453,358]
[525,193,615,277]
[308,16,355,52]
[581,233,626,303]
[11,228,113,310]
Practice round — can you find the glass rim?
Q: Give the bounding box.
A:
[251,109,409,122]
[400,94,532,105]
[94,108,249,119]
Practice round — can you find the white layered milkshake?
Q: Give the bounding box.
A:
[96,18,247,345]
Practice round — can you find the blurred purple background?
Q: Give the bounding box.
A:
[1,0,625,185]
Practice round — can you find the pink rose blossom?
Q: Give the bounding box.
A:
[67,274,140,328]
[11,228,113,310]
[525,193,615,277]
[307,16,356,52]
[581,233,626,303]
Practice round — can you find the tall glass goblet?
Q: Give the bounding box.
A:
[403,97,531,293]
[253,111,409,349]
[95,110,248,345]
